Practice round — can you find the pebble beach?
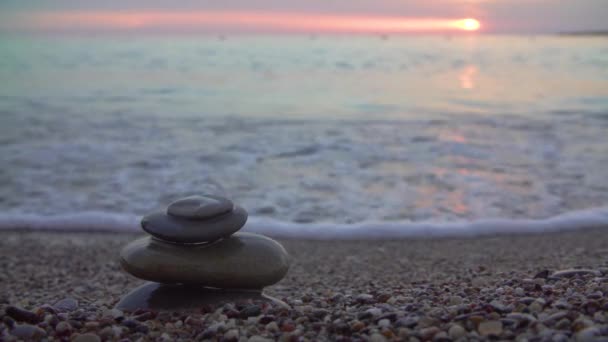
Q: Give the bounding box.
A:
[2,229,607,341]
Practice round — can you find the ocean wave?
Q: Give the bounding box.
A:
[1,207,607,239]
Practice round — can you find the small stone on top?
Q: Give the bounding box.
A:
[141,194,247,244]
[167,195,234,219]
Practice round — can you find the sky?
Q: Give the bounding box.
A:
[0,0,606,34]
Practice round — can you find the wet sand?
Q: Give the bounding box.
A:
[1,229,607,341]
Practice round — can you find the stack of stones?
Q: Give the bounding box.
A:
[115,195,290,310]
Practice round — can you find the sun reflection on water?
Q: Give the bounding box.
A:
[459,65,478,90]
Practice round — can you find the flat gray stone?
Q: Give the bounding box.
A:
[115,282,288,311]
[141,205,247,243]
[167,195,234,219]
[549,269,601,279]
[120,232,289,288]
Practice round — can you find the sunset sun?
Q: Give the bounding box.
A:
[458,18,481,31]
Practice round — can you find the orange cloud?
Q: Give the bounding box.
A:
[2,11,481,33]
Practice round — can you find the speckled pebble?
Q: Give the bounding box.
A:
[72,332,101,342]
[478,320,503,336]
[53,297,78,312]
[11,324,47,339]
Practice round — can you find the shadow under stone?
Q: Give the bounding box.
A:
[115,282,288,311]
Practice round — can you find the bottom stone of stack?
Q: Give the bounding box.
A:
[114,282,289,311]
[120,232,290,289]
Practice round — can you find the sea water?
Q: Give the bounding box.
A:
[1,34,607,238]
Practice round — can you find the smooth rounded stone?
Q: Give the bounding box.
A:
[53,297,78,312]
[120,232,289,288]
[448,324,466,339]
[141,205,247,244]
[478,320,503,336]
[114,282,288,311]
[167,195,233,219]
[11,324,47,339]
[549,269,601,279]
[5,306,40,324]
[73,333,102,342]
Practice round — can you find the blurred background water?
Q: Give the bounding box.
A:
[1,34,607,224]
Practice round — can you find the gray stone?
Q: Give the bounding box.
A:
[11,324,47,339]
[53,297,78,312]
[478,320,503,336]
[550,269,601,279]
[114,282,288,311]
[448,324,466,339]
[73,333,102,342]
[167,195,233,219]
[141,205,247,244]
[120,232,289,288]
[5,306,40,324]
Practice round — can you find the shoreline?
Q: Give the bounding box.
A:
[1,204,607,240]
[1,229,607,340]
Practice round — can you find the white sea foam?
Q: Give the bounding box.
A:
[1,207,606,239]
[1,35,607,232]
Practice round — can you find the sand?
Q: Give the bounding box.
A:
[1,229,607,341]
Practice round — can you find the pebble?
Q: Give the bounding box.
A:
[434,331,449,340]
[72,332,102,342]
[356,294,374,303]
[378,318,391,328]
[534,270,551,279]
[266,321,279,332]
[507,313,537,322]
[98,326,115,340]
[419,326,441,340]
[553,333,570,342]
[53,297,79,312]
[417,316,439,328]
[395,316,418,328]
[134,311,154,321]
[551,269,601,279]
[184,315,203,326]
[365,308,383,318]
[240,305,262,318]
[472,277,487,287]
[167,195,234,219]
[55,321,72,335]
[85,321,100,330]
[575,327,602,341]
[519,297,537,305]
[258,315,275,325]
[448,324,466,339]
[351,320,365,331]
[281,321,296,332]
[370,332,388,342]
[2,316,15,327]
[10,324,47,339]
[449,295,463,305]
[224,329,239,340]
[529,301,544,313]
[248,336,273,342]
[555,318,571,330]
[5,306,40,324]
[478,320,503,336]
[553,300,572,310]
[103,308,124,320]
[489,300,510,313]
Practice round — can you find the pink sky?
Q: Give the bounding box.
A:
[0,0,606,34]
[1,11,481,34]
